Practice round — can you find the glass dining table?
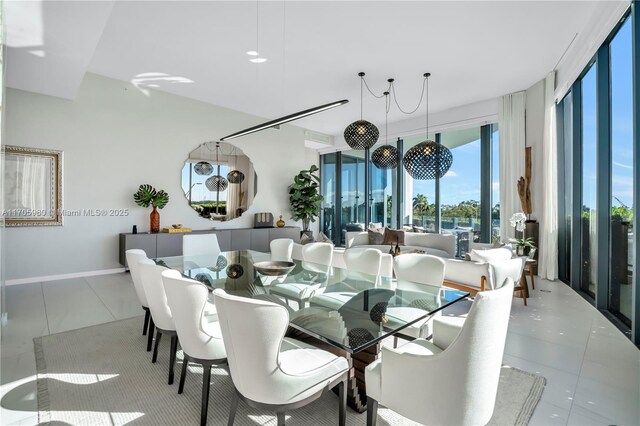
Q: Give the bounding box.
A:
[154,249,470,412]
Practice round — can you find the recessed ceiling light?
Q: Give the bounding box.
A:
[246,51,259,56]
[249,58,267,63]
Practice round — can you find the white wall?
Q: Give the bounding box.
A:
[525,79,545,222]
[4,73,309,281]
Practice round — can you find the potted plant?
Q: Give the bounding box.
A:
[513,237,535,257]
[133,184,169,233]
[288,165,323,238]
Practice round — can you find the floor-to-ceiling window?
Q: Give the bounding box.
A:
[491,125,501,242]
[404,134,436,231]
[370,139,398,229]
[609,17,634,326]
[580,65,597,297]
[340,150,366,245]
[320,153,338,243]
[440,128,481,243]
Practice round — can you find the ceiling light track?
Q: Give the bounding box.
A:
[220,99,349,141]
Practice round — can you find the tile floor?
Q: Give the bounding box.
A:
[0,274,638,425]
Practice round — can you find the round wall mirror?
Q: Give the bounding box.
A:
[182,141,257,221]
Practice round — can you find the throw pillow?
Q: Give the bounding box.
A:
[300,233,314,245]
[316,232,334,246]
[468,247,512,262]
[382,228,405,246]
[368,228,385,245]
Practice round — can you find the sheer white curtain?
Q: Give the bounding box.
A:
[539,72,558,280]
[498,92,526,240]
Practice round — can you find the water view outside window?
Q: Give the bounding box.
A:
[341,150,366,245]
[320,153,337,243]
[609,18,633,325]
[581,65,597,296]
[370,139,398,229]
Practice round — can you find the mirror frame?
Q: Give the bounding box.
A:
[2,145,63,227]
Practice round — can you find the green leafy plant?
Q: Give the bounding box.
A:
[288,165,324,232]
[513,237,535,249]
[133,184,169,209]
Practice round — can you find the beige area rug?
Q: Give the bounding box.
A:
[33,317,545,425]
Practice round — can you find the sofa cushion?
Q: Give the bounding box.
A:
[468,248,512,262]
[382,228,405,246]
[368,228,385,245]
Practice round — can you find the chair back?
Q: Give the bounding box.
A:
[161,270,226,360]
[125,249,148,307]
[183,234,221,256]
[381,279,514,425]
[138,259,174,331]
[270,238,293,260]
[344,248,383,276]
[213,289,289,401]
[301,242,333,265]
[393,253,445,290]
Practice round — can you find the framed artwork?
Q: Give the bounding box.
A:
[2,145,63,226]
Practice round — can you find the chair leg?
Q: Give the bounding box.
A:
[152,330,162,363]
[276,412,285,426]
[143,309,150,336]
[367,397,378,426]
[227,390,239,426]
[520,275,528,306]
[393,336,398,348]
[178,354,189,394]
[147,317,155,352]
[168,335,178,385]
[338,380,346,426]
[200,364,211,426]
[530,266,535,289]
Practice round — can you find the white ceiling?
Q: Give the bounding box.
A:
[6,1,614,137]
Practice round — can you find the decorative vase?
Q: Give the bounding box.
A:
[150,206,160,233]
[276,215,285,228]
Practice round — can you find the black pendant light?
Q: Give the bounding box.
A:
[226,264,244,279]
[344,72,379,150]
[372,92,399,169]
[205,142,229,191]
[194,161,213,176]
[227,147,245,184]
[403,73,453,180]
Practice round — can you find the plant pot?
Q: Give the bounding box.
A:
[150,206,160,233]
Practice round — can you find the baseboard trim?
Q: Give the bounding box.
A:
[5,268,127,286]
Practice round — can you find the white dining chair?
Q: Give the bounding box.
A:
[125,249,153,351]
[365,279,514,426]
[268,242,333,309]
[183,234,221,256]
[213,289,349,426]
[138,259,179,384]
[161,270,227,426]
[309,248,384,311]
[388,254,446,345]
[270,238,294,260]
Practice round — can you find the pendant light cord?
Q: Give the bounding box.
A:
[425,74,429,135]
[391,75,427,115]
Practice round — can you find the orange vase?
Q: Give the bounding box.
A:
[150,206,160,233]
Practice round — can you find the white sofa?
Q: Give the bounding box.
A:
[345,231,456,259]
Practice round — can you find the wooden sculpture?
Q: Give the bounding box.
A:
[517,147,532,215]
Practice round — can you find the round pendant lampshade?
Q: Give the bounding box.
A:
[344,120,379,150]
[371,144,399,169]
[403,140,453,180]
[227,170,245,184]
[205,175,229,191]
[226,264,244,279]
[194,161,213,176]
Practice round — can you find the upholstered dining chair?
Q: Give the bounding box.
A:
[138,259,179,385]
[387,253,446,346]
[125,249,153,351]
[365,279,514,426]
[309,248,384,312]
[270,238,294,260]
[183,234,221,256]
[213,289,349,426]
[161,270,227,426]
[268,242,333,309]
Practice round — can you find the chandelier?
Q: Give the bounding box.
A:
[343,72,379,150]
[371,92,399,169]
